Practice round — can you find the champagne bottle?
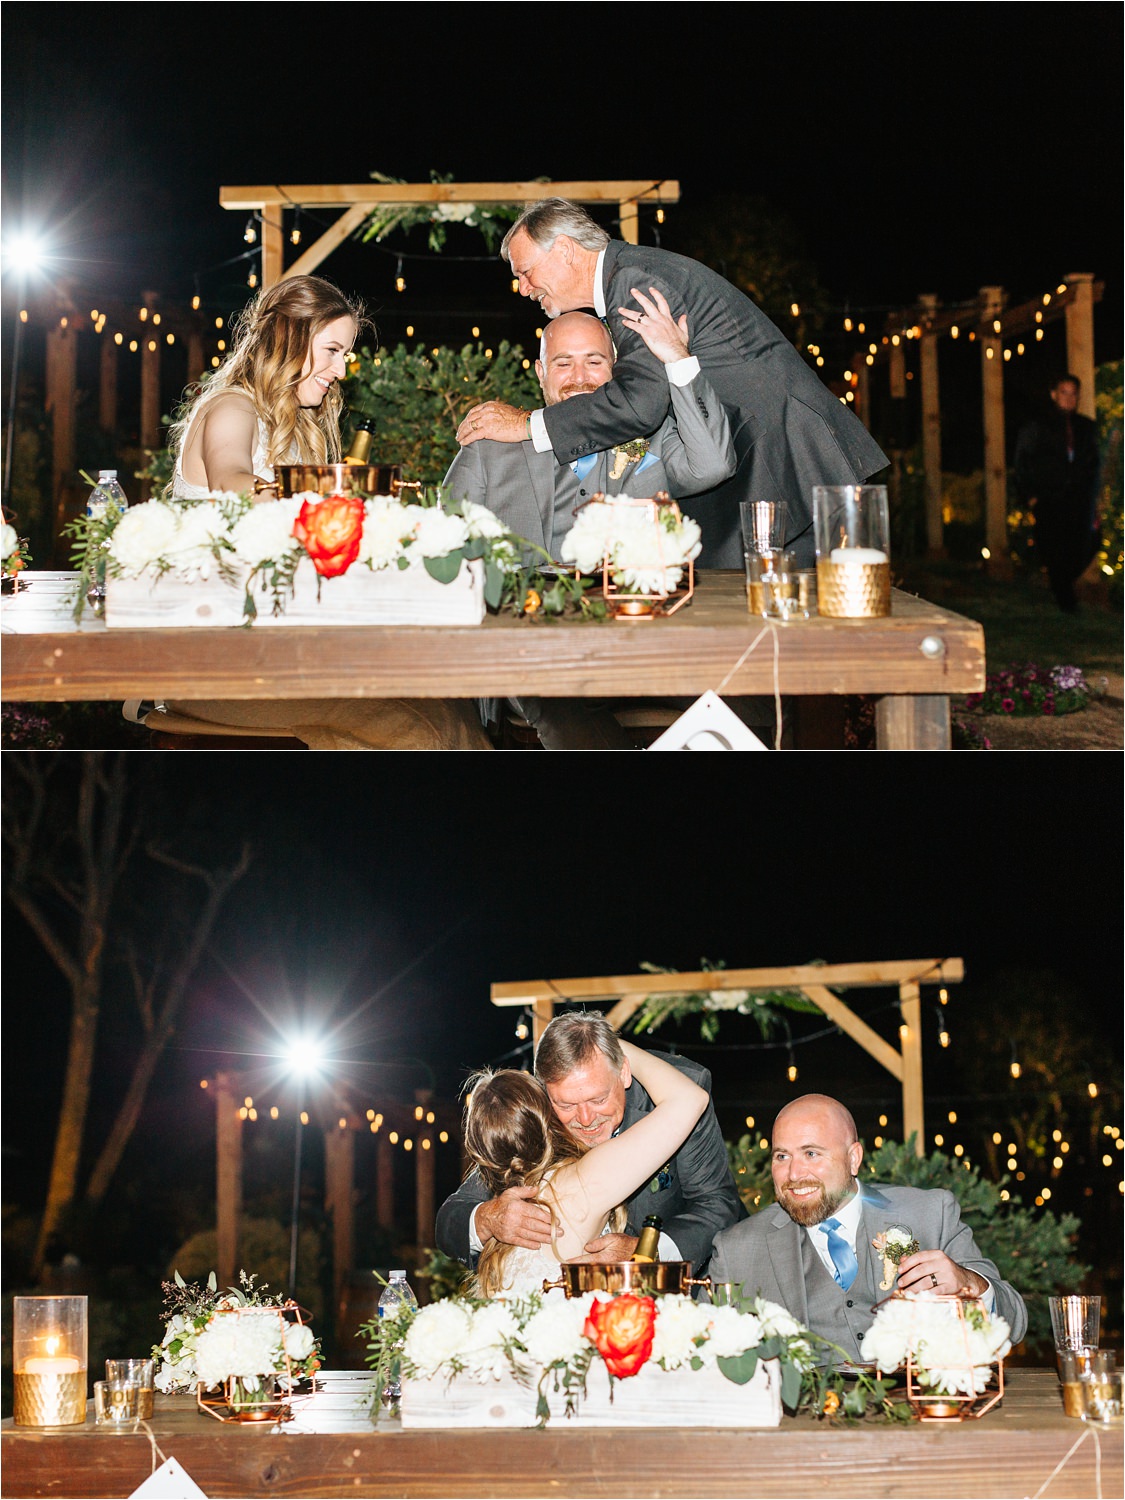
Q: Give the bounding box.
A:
[632,1214,663,1263]
[344,415,375,464]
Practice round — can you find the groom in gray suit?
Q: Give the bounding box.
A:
[443,308,736,563]
[457,198,889,570]
[707,1094,1028,1364]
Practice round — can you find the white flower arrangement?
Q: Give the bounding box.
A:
[152,1270,321,1396]
[859,1292,1011,1397]
[368,1288,816,1426]
[69,488,522,622]
[560,495,701,595]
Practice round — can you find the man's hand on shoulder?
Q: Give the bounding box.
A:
[572,1233,640,1264]
[476,1186,553,1250]
[456,402,530,446]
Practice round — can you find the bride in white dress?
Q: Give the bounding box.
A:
[461,1040,707,1300]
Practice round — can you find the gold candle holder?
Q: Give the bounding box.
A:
[13,1295,88,1427]
[816,558,891,618]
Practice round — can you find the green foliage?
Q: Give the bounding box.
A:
[1094,360,1123,578]
[415,1247,472,1303]
[726,1133,774,1212]
[624,958,825,1043]
[359,171,525,254]
[861,1137,1087,1349]
[344,341,541,487]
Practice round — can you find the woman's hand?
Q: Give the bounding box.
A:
[616,286,691,364]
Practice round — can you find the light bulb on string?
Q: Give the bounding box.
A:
[786,1048,798,1084]
[290,209,302,247]
[1009,1040,1021,1080]
[244,217,258,244]
[395,258,406,293]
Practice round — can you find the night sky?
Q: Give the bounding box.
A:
[2,5,1122,342]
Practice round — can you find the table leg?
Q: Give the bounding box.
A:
[875,694,951,750]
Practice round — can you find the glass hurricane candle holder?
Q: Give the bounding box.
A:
[813,485,891,618]
[13,1295,88,1426]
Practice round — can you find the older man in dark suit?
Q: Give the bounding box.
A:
[456,198,888,569]
[436,1012,746,1273]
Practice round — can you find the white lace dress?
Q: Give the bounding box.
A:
[495,1245,566,1300]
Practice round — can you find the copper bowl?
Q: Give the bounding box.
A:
[270,462,406,498]
[541,1261,710,1299]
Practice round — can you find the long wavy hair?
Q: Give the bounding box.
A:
[461,1069,622,1298]
[166,275,371,483]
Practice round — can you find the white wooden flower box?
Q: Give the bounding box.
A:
[400,1356,782,1430]
[103,558,485,629]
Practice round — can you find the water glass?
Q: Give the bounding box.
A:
[745,549,802,619]
[740,500,789,555]
[94,1379,139,1426]
[105,1358,154,1420]
[1082,1369,1123,1426]
[1050,1295,1101,1355]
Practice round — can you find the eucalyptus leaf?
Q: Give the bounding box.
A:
[424,551,462,585]
[716,1349,759,1385]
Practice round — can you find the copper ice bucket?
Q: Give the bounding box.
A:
[270,462,412,498]
[542,1261,710,1298]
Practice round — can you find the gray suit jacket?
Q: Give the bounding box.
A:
[434,1053,747,1273]
[708,1182,1028,1360]
[443,372,736,560]
[541,241,889,568]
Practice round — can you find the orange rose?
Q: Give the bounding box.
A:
[293,494,366,578]
[582,1294,656,1379]
[523,589,541,614]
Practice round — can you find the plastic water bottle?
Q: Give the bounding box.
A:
[377,1270,418,1413]
[86,470,129,521]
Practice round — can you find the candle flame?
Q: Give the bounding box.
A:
[46,1336,59,1357]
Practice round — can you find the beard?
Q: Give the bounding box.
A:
[776,1177,855,1226]
[557,382,601,401]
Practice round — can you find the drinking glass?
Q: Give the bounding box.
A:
[94,1379,139,1426]
[1082,1369,1123,1426]
[105,1358,154,1420]
[745,550,802,619]
[1059,1347,1101,1417]
[812,484,891,618]
[1050,1296,1101,1356]
[740,501,789,555]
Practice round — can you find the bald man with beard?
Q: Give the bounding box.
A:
[707,1094,1028,1365]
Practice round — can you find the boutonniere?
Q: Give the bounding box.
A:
[871,1224,920,1290]
[649,1162,674,1193]
[609,438,650,481]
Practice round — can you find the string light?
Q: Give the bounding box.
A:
[1009,1041,1021,1080]
[243,217,258,244]
[395,257,406,293]
[290,209,302,246]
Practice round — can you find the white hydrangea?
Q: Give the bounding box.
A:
[413,505,469,560]
[460,499,506,539]
[403,1300,477,1378]
[107,501,184,577]
[167,503,231,582]
[859,1293,1011,1395]
[755,1299,806,1340]
[651,1294,712,1369]
[229,499,303,567]
[282,1322,316,1361]
[518,1295,591,1369]
[459,1302,520,1381]
[192,1309,284,1388]
[699,1304,763,1360]
[357,497,413,570]
[1,522,18,559]
[559,501,619,573]
[559,497,700,593]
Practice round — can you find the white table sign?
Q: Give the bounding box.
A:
[647,691,769,751]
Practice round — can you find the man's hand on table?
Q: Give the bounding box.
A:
[896,1249,989,1300]
[456,401,530,446]
[476,1186,554,1250]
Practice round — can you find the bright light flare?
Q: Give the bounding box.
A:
[283,1037,326,1080]
[3,232,51,278]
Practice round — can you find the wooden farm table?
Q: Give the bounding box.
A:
[0,571,985,748]
[1,1370,1118,1499]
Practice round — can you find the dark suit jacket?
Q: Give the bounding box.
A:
[434,1053,746,1273]
[541,241,889,568]
[708,1182,1028,1360]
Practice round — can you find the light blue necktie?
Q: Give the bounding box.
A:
[572,453,598,480]
[820,1218,858,1291]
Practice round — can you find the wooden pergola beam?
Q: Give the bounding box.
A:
[491,959,963,1157]
[490,958,963,1008]
[219,181,679,210]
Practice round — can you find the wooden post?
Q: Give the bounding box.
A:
[979,286,1010,573]
[261,205,285,290]
[324,1121,355,1320]
[1064,273,1097,418]
[375,1131,394,1231]
[532,998,554,1047]
[45,312,77,549]
[139,293,161,501]
[98,335,118,435]
[416,1133,436,1256]
[214,1073,242,1291]
[619,199,639,245]
[918,295,945,558]
[898,982,925,1154]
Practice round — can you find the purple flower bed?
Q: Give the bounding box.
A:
[965,663,1092,718]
